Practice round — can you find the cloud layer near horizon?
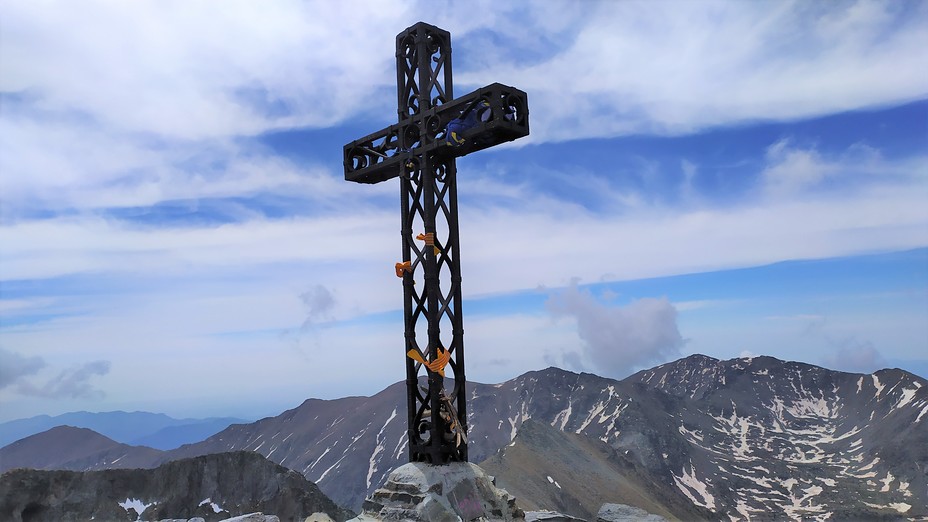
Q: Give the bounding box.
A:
[1,0,926,419]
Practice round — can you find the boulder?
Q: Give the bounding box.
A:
[525,510,587,521]
[223,514,280,522]
[351,462,524,521]
[596,503,667,522]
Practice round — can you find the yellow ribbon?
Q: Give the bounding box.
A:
[407,348,451,376]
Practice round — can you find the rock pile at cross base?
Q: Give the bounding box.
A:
[348,462,522,521]
[346,462,668,522]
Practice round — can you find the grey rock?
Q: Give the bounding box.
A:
[350,462,524,521]
[525,510,587,521]
[596,503,666,522]
[225,514,280,522]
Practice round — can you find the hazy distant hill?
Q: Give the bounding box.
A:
[2,355,925,519]
[0,411,246,449]
[128,418,250,450]
[0,426,162,473]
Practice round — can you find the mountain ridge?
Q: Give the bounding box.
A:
[2,355,925,519]
[0,451,354,522]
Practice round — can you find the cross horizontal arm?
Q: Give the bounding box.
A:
[344,83,529,184]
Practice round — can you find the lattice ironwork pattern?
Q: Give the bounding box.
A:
[344,22,529,464]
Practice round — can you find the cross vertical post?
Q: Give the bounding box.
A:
[344,22,529,464]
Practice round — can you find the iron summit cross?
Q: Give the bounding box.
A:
[343,22,529,464]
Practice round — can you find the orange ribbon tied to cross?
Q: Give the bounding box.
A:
[407,347,451,377]
[395,261,412,278]
[416,232,441,255]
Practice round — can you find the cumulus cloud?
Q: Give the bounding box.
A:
[546,283,683,378]
[762,139,836,196]
[300,284,336,329]
[820,340,887,374]
[0,348,46,389]
[759,139,900,198]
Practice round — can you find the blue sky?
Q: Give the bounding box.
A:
[1,1,926,422]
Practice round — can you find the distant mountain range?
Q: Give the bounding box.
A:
[0,411,247,450]
[2,355,925,520]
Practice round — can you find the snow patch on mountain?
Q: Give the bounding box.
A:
[199,497,224,513]
[366,407,397,488]
[672,464,715,510]
[120,498,156,518]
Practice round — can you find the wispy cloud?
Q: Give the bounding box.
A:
[2,140,925,314]
[0,348,110,399]
[16,360,111,399]
[464,1,928,141]
[0,348,46,389]
[0,115,381,218]
[0,1,417,139]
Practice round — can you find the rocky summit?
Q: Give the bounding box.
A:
[350,462,522,522]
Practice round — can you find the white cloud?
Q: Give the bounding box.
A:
[760,139,900,197]
[2,142,925,313]
[0,112,387,216]
[820,340,887,374]
[459,180,928,299]
[16,360,111,399]
[674,300,732,312]
[0,347,110,400]
[0,348,46,389]
[546,283,683,378]
[762,139,835,196]
[0,0,415,139]
[461,1,928,142]
[300,284,336,329]
[3,1,924,145]
[0,213,397,283]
